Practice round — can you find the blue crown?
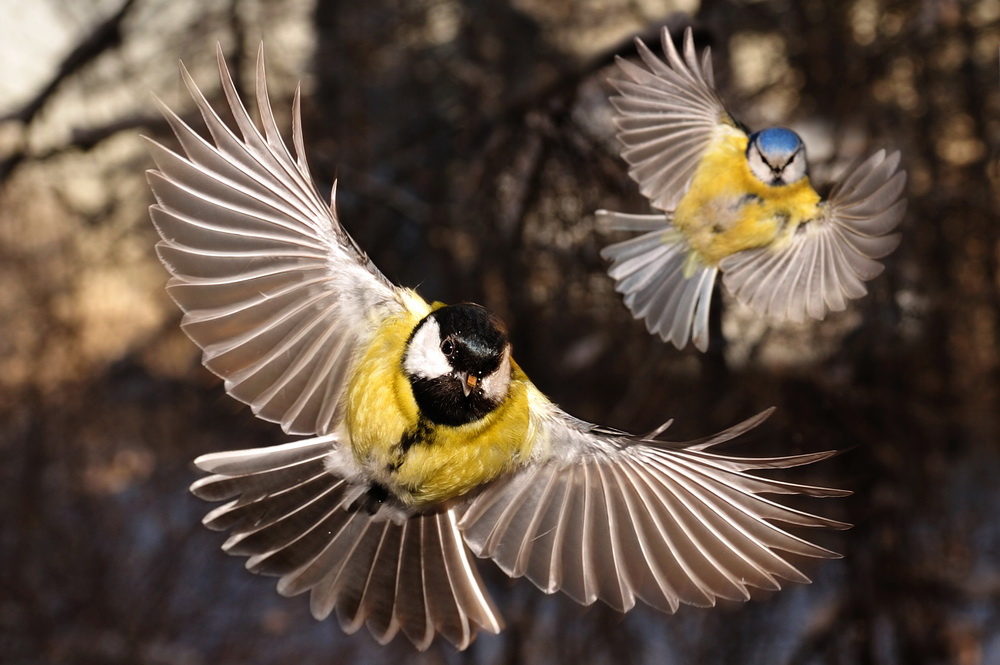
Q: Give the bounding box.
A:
[751,128,803,157]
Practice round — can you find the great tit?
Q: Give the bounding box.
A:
[598,28,907,351]
[146,45,849,651]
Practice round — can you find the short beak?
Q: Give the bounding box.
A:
[460,372,478,397]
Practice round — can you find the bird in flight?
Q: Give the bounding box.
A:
[146,44,849,650]
[599,27,906,351]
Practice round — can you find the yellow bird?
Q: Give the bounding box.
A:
[147,45,848,651]
[599,27,907,351]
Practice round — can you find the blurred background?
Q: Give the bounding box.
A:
[1,0,998,663]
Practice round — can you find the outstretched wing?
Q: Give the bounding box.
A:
[721,150,906,322]
[460,393,848,613]
[191,438,503,651]
[609,26,738,213]
[147,44,417,436]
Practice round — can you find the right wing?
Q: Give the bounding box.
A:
[609,27,740,213]
[460,394,848,613]
[146,44,419,436]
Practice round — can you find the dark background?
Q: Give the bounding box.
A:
[1,0,998,663]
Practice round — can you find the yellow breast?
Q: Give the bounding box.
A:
[673,128,822,266]
[345,299,534,508]
[345,304,425,472]
[392,371,533,506]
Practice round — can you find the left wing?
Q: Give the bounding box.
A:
[720,150,906,322]
[459,394,848,613]
[609,27,737,213]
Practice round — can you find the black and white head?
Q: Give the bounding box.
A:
[403,303,512,426]
[746,128,808,186]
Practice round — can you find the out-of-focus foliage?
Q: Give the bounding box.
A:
[1,0,998,663]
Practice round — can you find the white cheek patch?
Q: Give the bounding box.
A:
[784,151,807,183]
[747,145,771,183]
[479,346,512,402]
[403,317,452,379]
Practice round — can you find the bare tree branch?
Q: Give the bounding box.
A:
[0,0,139,126]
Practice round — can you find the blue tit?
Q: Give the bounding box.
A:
[598,27,907,351]
[146,45,848,651]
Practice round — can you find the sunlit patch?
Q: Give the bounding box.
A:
[936,114,987,166]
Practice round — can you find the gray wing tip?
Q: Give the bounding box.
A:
[143,166,163,188]
[826,518,854,532]
[191,451,230,473]
[188,473,220,497]
[677,407,776,450]
[757,405,779,421]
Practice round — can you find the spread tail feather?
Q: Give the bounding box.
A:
[599,211,717,351]
[191,437,503,650]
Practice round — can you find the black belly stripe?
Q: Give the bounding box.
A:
[387,419,435,473]
[400,419,434,453]
[399,418,433,455]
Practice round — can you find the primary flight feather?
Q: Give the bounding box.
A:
[599,27,906,351]
[147,44,849,651]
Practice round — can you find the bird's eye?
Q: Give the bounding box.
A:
[441,338,455,356]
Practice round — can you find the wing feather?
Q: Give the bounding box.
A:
[606,461,681,611]
[190,437,502,650]
[609,27,737,212]
[721,150,905,322]
[460,398,847,614]
[147,45,412,436]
